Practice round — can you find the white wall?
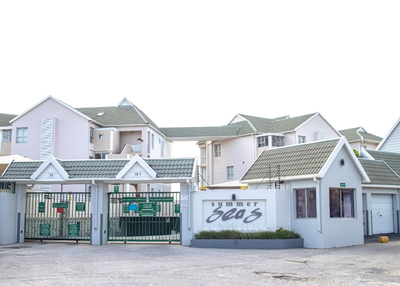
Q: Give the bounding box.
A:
[11,98,91,160]
[380,122,400,153]
[0,193,17,244]
[191,189,291,236]
[210,135,256,184]
[294,114,340,145]
[320,147,364,248]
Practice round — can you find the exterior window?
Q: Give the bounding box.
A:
[89,127,94,143]
[330,188,354,218]
[227,166,234,180]
[258,136,268,147]
[214,144,221,157]
[298,136,306,144]
[2,130,12,142]
[16,128,28,143]
[98,134,104,139]
[151,134,155,149]
[272,136,284,147]
[296,189,316,218]
[200,147,206,165]
[200,167,207,187]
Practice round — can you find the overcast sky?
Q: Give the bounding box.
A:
[1,1,399,156]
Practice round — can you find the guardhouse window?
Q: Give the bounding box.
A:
[295,188,316,218]
[329,188,354,218]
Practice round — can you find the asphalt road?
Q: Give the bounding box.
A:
[1,240,400,286]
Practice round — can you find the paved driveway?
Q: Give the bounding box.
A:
[1,240,400,285]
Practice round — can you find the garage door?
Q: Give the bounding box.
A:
[372,194,394,234]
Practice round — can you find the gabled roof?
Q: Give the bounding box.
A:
[339,127,382,143]
[0,113,17,127]
[240,137,369,183]
[359,159,400,187]
[76,104,161,131]
[0,157,196,182]
[363,149,400,177]
[377,117,400,150]
[9,96,94,124]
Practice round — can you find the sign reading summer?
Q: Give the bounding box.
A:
[202,200,266,230]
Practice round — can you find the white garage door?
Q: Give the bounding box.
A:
[372,194,394,234]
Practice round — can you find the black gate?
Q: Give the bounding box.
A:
[108,192,180,242]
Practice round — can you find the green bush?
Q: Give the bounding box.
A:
[194,229,300,240]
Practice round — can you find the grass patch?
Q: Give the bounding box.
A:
[194,228,301,240]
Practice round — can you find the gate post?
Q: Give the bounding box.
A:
[0,192,17,244]
[15,184,27,243]
[90,181,109,245]
[180,181,193,246]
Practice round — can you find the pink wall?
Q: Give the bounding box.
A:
[11,98,91,160]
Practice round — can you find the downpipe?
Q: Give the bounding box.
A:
[92,180,98,230]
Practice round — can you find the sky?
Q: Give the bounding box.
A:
[1,1,399,157]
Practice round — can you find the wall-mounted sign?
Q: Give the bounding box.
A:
[114,186,119,193]
[38,202,45,213]
[149,197,173,203]
[340,183,346,188]
[202,200,266,230]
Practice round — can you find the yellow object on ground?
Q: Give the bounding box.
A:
[379,236,389,243]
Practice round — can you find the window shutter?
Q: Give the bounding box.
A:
[41,117,54,159]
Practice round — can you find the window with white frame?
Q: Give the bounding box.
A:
[151,134,155,149]
[295,188,316,218]
[89,127,94,144]
[214,144,221,157]
[227,166,234,180]
[329,188,354,218]
[16,128,28,143]
[258,136,268,147]
[272,136,284,147]
[298,136,306,144]
[2,130,12,142]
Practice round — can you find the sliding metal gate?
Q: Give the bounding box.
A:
[108,192,180,242]
[25,192,91,241]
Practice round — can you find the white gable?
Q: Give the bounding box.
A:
[31,156,69,181]
[116,154,156,180]
[378,118,400,153]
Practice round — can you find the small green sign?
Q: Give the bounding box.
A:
[123,204,130,213]
[149,197,174,203]
[340,183,346,188]
[38,202,45,213]
[40,224,51,236]
[68,224,80,236]
[138,203,157,217]
[122,197,146,203]
[114,186,119,193]
[175,204,180,213]
[75,202,86,212]
[53,203,68,208]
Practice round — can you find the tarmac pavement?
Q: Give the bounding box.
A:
[1,239,400,286]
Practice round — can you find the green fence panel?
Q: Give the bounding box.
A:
[25,192,91,241]
[108,192,180,242]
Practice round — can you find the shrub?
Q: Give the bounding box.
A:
[194,229,300,240]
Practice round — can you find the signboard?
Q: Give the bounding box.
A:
[340,183,346,188]
[200,186,207,190]
[149,197,173,203]
[123,204,130,213]
[202,200,266,230]
[138,203,157,217]
[38,202,45,213]
[122,197,146,203]
[53,203,68,208]
[40,224,51,236]
[175,204,180,213]
[68,224,80,236]
[75,202,86,212]
[114,186,119,193]
[240,185,248,190]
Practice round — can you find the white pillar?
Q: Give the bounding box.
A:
[16,185,27,243]
[180,182,193,246]
[0,192,17,244]
[90,182,109,245]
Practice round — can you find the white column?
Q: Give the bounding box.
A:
[0,192,17,244]
[180,182,193,246]
[90,182,109,245]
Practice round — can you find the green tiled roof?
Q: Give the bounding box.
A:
[76,105,161,131]
[237,113,316,134]
[241,139,340,181]
[366,150,400,176]
[1,158,195,181]
[0,161,42,180]
[339,127,382,143]
[359,159,400,186]
[160,122,254,138]
[0,113,16,127]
